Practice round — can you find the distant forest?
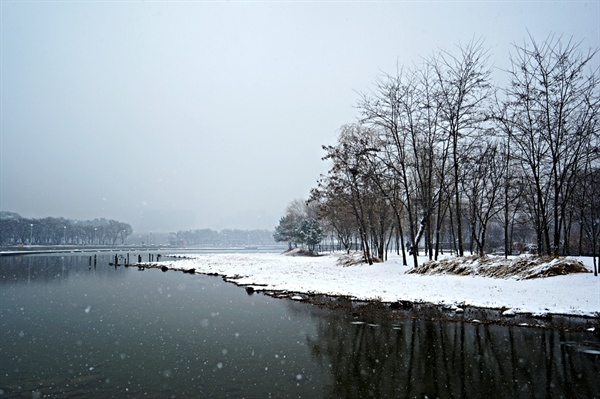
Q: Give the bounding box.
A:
[0,212,277,248]
[0,211,132,246]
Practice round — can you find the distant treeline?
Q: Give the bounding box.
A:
[169,228,275,247]
[0,211,133,246]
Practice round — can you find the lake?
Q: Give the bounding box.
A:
[1,252,599,398]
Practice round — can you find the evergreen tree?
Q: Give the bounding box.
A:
[298,217,324,253]
[273,214,301,250]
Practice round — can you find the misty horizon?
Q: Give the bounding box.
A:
[2,2,598,233]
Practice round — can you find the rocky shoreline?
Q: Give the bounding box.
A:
[215,268,599,333]
[131,256,600,333]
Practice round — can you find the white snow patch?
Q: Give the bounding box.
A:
[160,252,600,317]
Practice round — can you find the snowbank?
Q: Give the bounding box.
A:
[159,252,600,318]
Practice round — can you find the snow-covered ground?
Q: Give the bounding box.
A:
[160,252,600,318]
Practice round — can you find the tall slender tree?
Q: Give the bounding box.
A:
[430,39,494,256]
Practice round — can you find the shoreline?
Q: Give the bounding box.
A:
[143,256,600,332]
[224,273,600,333]
[160,252,599,315]
[6,249,597,332]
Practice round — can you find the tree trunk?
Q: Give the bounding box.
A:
[453,138,465,257]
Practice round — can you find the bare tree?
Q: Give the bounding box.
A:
[311,33,599,266]
[358,68,423,267]
[430,39,494,257]
[316,124,386,264]
[504,34,599,256]
[575,142,600,275]
[462,140,507,255]
[310,193,359,253]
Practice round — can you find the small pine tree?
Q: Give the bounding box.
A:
[273,214,301,250]
[298,217,323,253]
[274,200,323,253]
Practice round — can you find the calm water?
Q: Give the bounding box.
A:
[1,252,599,398]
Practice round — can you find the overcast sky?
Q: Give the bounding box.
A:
[1,1,598,233]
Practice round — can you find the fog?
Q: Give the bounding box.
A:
[1,1,597,233]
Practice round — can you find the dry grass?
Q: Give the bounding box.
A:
[336,252,372,266]
[284,248,320,257]
[336,252,364,266]
[408,255,590,280]
[335,252,385,266]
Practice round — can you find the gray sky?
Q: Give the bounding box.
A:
[1,1,598,233]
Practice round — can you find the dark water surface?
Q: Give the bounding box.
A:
[1,253,599,398]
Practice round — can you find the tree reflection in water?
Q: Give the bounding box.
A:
[304,309,599,399]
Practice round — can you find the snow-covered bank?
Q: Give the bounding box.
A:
[159,252,600,319]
